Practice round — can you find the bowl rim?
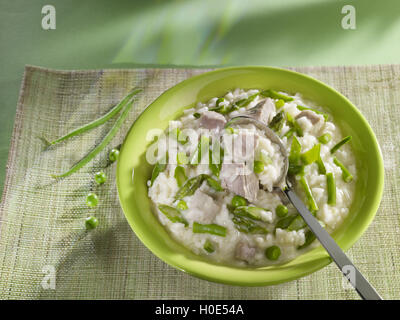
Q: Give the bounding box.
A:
[116,65,384,286]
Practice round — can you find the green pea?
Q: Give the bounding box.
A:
[231,195,248,208]
[275,204,288,217]
[86,192,98,207]
[275,99,285,109]
[94,171,107,185]
[177,200,188,211]
[265,245,281,261]
[193,112,201,119]
[109,149,120,162]
[253,160,264,174]
[85,216,99,230]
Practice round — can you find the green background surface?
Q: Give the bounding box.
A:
[1,0,400,193]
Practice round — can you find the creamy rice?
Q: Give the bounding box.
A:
[147,88,356,267]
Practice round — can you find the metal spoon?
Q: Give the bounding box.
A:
[226,116,382,300]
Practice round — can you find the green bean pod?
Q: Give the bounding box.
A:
[333,157,353,182]
[326,172,336,205]
[193,222,227,237]
[330,136,352,154]
[52,98,137,178]
[46,88,141,145]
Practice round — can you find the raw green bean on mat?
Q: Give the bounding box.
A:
[45,88,141,146]
[51,98,136,178]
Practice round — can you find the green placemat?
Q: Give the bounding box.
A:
[0,65,398,300]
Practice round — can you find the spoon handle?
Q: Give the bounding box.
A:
[284,188,382,300]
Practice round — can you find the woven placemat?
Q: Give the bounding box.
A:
[0,65,398,299]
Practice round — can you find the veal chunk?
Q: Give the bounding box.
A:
[296,110,322,125]
[220,163,259,202]
[235,241,256,263]
[199,111,227,131]
[243,98,275,125]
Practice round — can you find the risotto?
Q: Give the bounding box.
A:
[147,88,356,267]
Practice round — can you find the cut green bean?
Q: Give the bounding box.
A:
[158,204,188,226]
[46,88,141,145]
[231,195,248,208]
[203,239,215,253]
[51,99,136,178]
[209,97,230,114]
[301,144,320,165]
[176,200,188,211]
[261,89,294,102]
[301,143,326,174]
[286,112,303,137]
[232,215,268,234]
[209,142,224,177]
[190,136,210,165]
[287,214,307,231]
[275,215,295,230]
[206,176,223,192]
[297,230,316,249]
[318,133,332,144]
[193,112,201,119]
[326,172,336,205]
[288,136,304,176]
[150,153,168,186]
[299,176,319,212]
[193,222,227,237]
[330,136,352,154]
[174,166,187,187]
[268,111,285,133]
[253,160,264,174]
[233,206,266,221]
[333,157,353,182]
[235,93,259,108]
[275,99,285,109]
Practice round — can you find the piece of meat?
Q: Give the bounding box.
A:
[235,241,256,262]
[199,111,227,131]
[243,98,275,125]
[186,189,219,223]
[295,110,323,125]
[220,163,259,202]
[232,130,259,162]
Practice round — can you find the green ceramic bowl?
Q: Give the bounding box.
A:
[116,66,384,286]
